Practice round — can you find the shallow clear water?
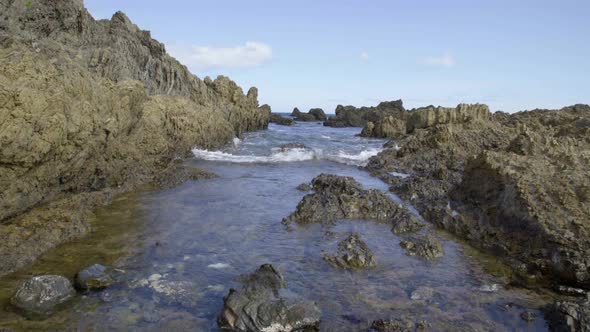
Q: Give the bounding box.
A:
[0,122,554,331]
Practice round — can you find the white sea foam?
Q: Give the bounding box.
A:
[193,146,382,166]
[321,135,331,139]
[232,137,242,147]
[390,171,410,179]
[207,263,231,269]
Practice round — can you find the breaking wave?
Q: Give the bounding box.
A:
[192,147,382,166]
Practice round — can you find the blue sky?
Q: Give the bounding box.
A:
[86,0,589,113]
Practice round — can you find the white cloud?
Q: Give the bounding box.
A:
[168,42,273,70]
[360,52,369,61]
[418,53,456,68]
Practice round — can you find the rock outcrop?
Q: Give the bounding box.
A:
[546,300,590,332]
[399,233,444,260]
[360,115,407,139]
[270,113,294,126]
[291,107,326,122]
[323,233,376,269]
[218,264,321,332]
[282,174,422,231]
[324,100,405,128]
[0,0,270,276]
[366,103,590,287]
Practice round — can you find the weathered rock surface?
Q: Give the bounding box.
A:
[218,264,320,332]
[0,0,269,276]
[151,163,217,190]
[400,233,444,260]
[291,107,326,122]
[270,113,294,126]
[406,103,491,133]
[323,233,376,269]
[360,116,407,139]
[370,318,415,332]
[366,103,590,287]
[282,174,422,231]
[324,100,405,128]
[75,264,119,291]
[546,300,590,332]
[11,275,75,318]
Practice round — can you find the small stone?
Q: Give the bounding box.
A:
[400,233,444,260]
[296,183,312,191]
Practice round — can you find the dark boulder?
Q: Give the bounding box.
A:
[309,108,327,121]
[283,174,422,230]
[323,233,376,269]
[218,264,320,331]
[11,275,75,318]
[270,113,294,126]
[545,300,590,332]
[291,107,326,122]
[296,183,312,191]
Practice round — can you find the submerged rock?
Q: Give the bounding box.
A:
[399,233,444,260]
[324,233,376,269]
[278,143,308,151]
[283,174,421,229]
[370,318,415,332]
[218,264,320,332]
[11,275,75,318]
[270,113,295,126]
[75,264,119,291]
[151,163,217,190]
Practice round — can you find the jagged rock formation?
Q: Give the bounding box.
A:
[218,264,321,332]
[546,300,590,331]
[324,100,405,128]
[323,233,377,269]
[282,174,422,231]
[360,115,407,139]
[0,0,269,276]
[291,107,326,122]
[366,103,590,287]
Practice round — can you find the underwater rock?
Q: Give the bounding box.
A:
[218,264,320,332]
[75,264,120,291]
[11,275,75,318]
[323,233,376,269]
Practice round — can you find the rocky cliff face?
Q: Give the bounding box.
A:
[0,0,269,275]
[366,103,590,287]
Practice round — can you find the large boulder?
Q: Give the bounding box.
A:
[11,275,75,318]
[218,264,320,332]
[323,233,376,269]
[291,107,325,122]
[282,174,422,230]
[309,108,327,121]
[360,116,407,138]
[324,100,405,128]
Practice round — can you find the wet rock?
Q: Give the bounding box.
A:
[270,113,294,126]
[291,107,326,122]
[370,318,415,332]
[546,301,590,332]
[218,264,320,332]
[324,100,406,128]
[10,275,75,318]
[283,174,421,229]
[151,164,217,190]
[296,183,312,191]
[391,217,425,235]
[520,311,538,322]
[148,278,201,308]
[399,233,444,260]
[75,264,119,291]
[278,143,308,151]
[323,233,376,269]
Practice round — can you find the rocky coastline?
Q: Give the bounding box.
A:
[0,0,269,277]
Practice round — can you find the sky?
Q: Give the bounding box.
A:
[85,0,589,113]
